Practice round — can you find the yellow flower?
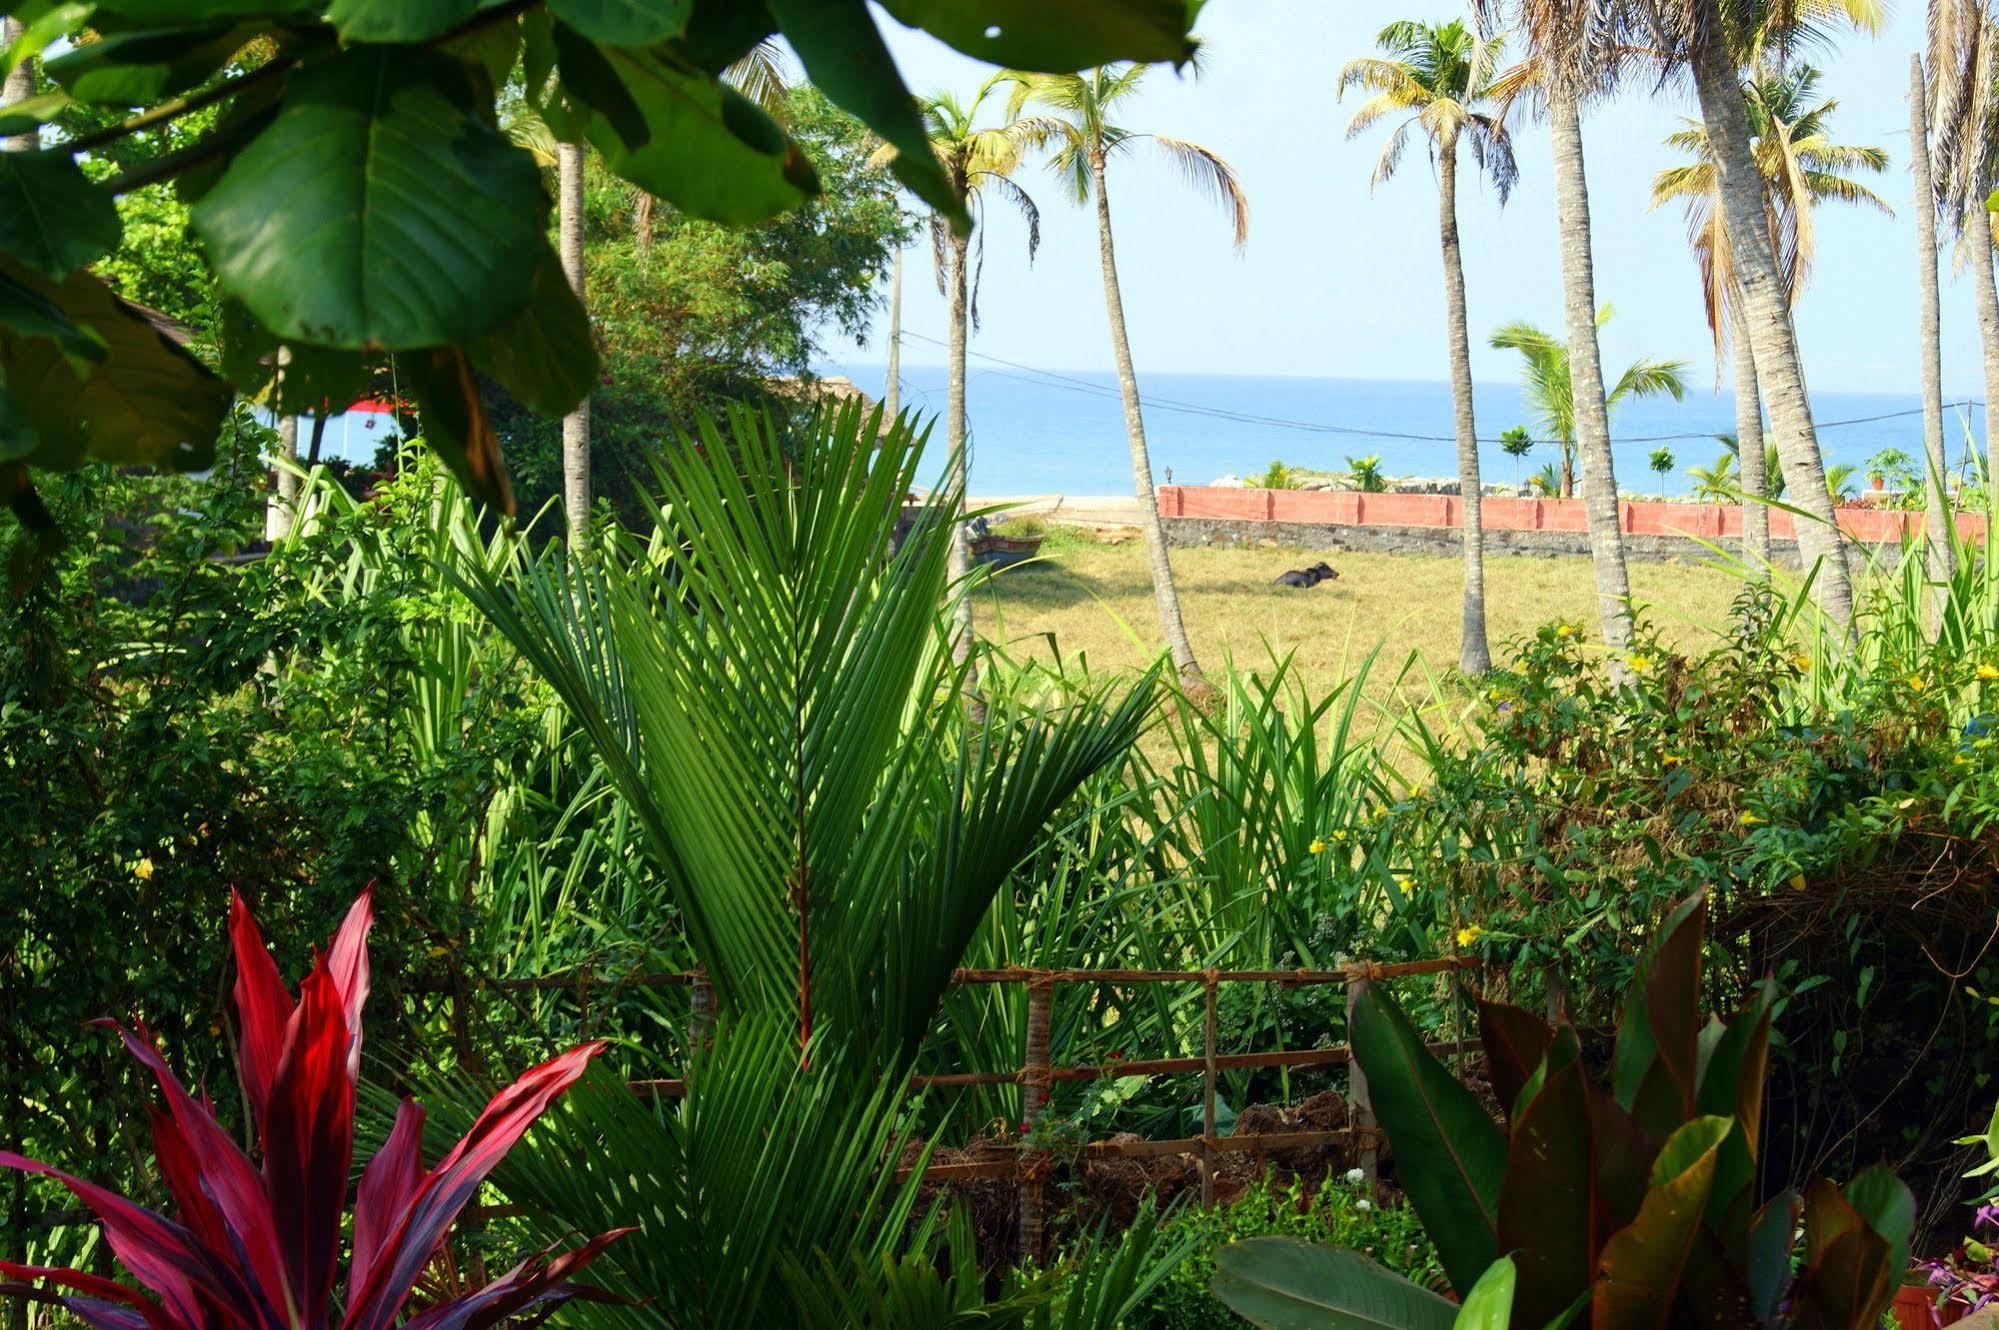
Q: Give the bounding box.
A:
[1740,812,1764,827]
[1485,688,1506,702]
[1627,654,1654,674]
[1555,623,1578,639]
[1978,663,1999,681]
[1662,753,1683,766]
[1455,925,1484,947]
[1896,797,1916,811]
[133,857,154,882]
[1907,673,1927,693]
[1308,837,1328,855]
[1790,873,1807,892]
[1790,653,1812,672]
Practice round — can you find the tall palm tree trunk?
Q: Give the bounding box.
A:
[1088,153,1205,684]
[1437,143,1491,674]
[1909,56,1957,612]
[946,229,979,689]
[1,19,33,153]
[1547,81,1635,651]
[1729,305,1771,566]
[265,352,299,542]
[1687,19,1855,627]
[883,244,903,422]
[558,141,591,548]
[1966,185,1999,490]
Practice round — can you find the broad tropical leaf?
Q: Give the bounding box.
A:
[44,23,252,103]
[468,241,598,418]
[1593,1116,1731,1330]
[192,46,545,350]
[875,0,1195,72]
[1210,1238,1458,1330]
[0,148,118,277]
[548,0,691,45]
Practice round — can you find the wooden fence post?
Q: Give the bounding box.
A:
[1345,977,1378,1184]
[1018,972,1055,1262]
[1200,972,1219,1207]
[689,969,714,1055]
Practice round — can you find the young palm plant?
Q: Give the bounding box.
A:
[874,83,1044,693]
[450,403,1158,1323]
[1650,65,1891,566]
[1490,308,1688,504]
[1002,61,1250,689]
[1340,18,1516,674]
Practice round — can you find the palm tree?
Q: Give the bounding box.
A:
[1688,449,1740,501]
[1647,0,1879,631]
[1002,63,1246,688]
[556,141,589,547]
[1910,53,1958,608]
[1920,0,1999,491]
[1650,66,1891,567]
[877,82,1042,690]
[1648,446,1678,498]
[1499,425,1535,485]
[1340,19,1515,674]
[1490,308,1689,502]
[1483,0,1655,651]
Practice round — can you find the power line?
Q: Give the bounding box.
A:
[894,330,1984,448]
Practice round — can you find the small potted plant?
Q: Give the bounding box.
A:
[1899,1102,1999,1329]
[970,516,1047,569]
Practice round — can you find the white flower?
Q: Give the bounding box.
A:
[1355,1198,1372,1211]
[1344,1167,1365,1184]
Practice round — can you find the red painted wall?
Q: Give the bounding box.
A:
[1157,486,1987,546]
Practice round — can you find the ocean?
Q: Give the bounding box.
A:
[816,360,1989,499]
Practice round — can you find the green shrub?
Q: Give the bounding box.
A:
[1126,1174,1439,1330]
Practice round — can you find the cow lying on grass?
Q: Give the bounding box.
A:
[1271,562,1338,588]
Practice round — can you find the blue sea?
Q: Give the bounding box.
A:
[817,360,1989,498]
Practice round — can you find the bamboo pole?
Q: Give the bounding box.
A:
[1200,971,1218,1207]
[1346,978,1378,1185]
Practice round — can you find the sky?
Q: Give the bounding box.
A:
[820,0,1987,398]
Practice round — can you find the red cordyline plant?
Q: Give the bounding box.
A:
[0,889,626,1330]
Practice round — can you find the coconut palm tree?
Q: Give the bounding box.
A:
[1650,65,1892,566]
[1482,0,1655,651]
[1490,309,1689,503]
[1339,19,1515,674]
[1644,0,1879,632]
[1910,53,1958,607]
[1000,63,1246,688]
[1688,449,1740,501]
[880,83,1043,691]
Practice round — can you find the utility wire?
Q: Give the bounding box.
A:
[895,330,1984,449]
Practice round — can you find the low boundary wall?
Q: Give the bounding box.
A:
[1155,486,1987,565]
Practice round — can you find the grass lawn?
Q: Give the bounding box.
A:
[976,529,1749,712]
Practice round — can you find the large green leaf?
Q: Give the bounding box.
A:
[872,0,1195,72]
[86,0,317,19]
[192,45,545,350]
[0,264,105,360]
[1592,1116,1730,1330]
[1612,895,1705,1136]
[404,346,513,514]
[2,4,93,80]
[1349,983,1506,1295]
[548,0,691,45]
[764,0,962,225]
[0,260,230,471]
[468,240,597,418]
[44,24,251,104]
[326,0,478,42]
[1791,1178,1903,1330]
[557,25,816,224]
[1497,1053,1598,1328]
[1210,1239,1458,1330]
[0,149,118,277]
[1452,1259,1516,1330]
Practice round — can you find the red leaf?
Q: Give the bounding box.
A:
[341,1043,605,1330]
[396,1229,632,1330]
[262,964,354,1330]
[230,889,295,1138]
[0,1259,165,1330]
[352,1099,425,1298]
[325,889,373,1083]
[0,1151,269,1330]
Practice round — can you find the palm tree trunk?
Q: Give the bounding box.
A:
[1547,80,1634,652]
[1437,144,1491,674]
[1728,305,1770,566]
[265,351,300,541]
[946,229,979,692]
[1910,55,1957,611]
[1687,18,1855,628]
[883,244,903,423]
[557,141,591,548]
[1966,182,1999,492]
[1559,446,1574,501]
[1089,153,1206,684]
[1,19,34,153]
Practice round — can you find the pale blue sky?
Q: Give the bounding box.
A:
[823,0,1984,398]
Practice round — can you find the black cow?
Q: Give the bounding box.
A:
[1272,561,1339,588]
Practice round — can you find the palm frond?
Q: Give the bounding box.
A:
[1152,134,1250,247]
[725,38,792,124]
